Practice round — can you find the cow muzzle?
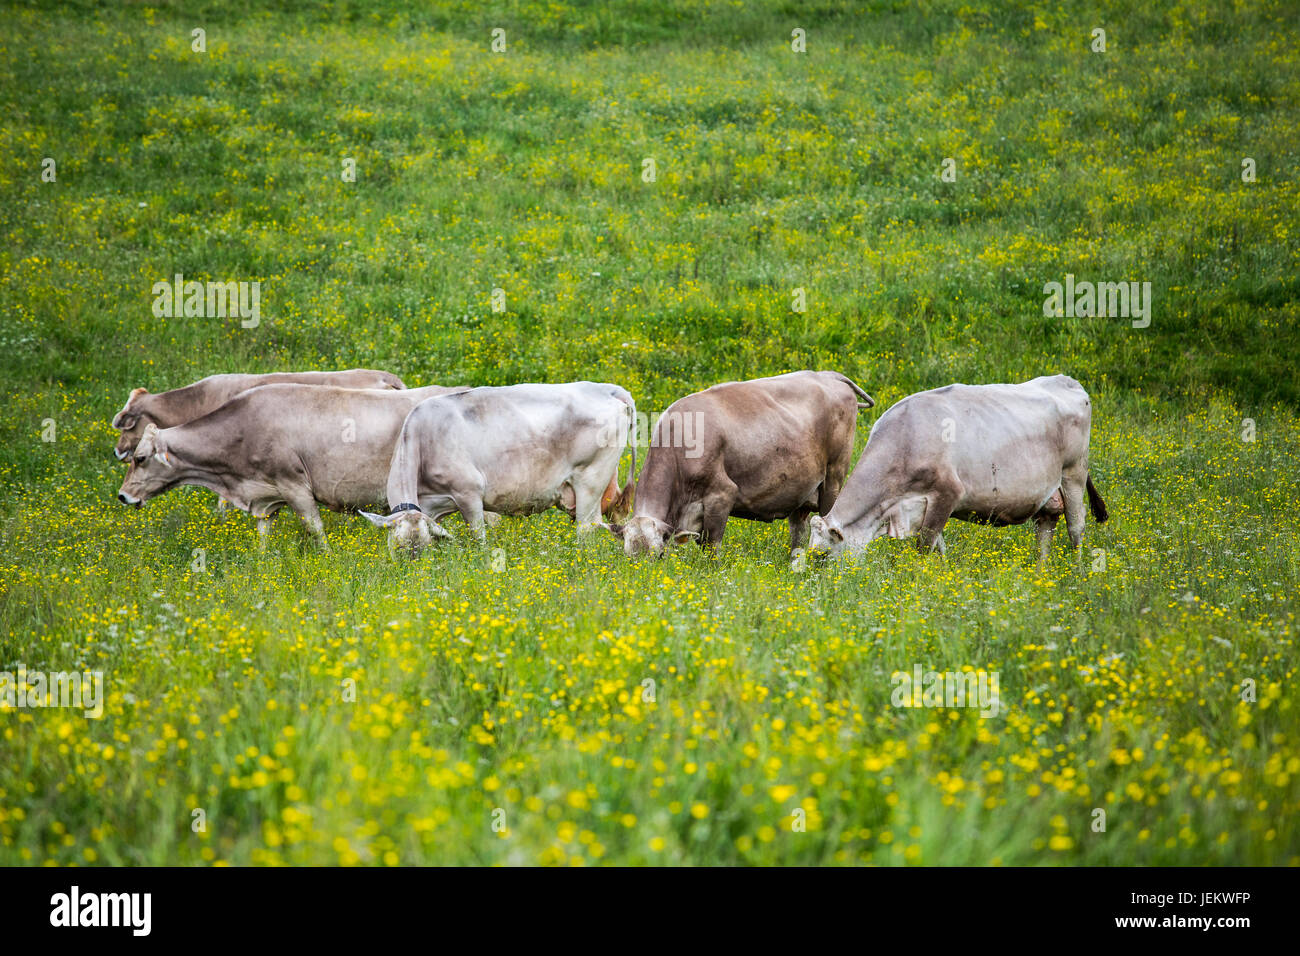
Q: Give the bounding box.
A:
[118,491,142,508]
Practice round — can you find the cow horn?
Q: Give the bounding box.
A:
[359,510,399,528]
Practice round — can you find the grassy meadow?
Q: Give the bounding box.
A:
[1,0,1298,865]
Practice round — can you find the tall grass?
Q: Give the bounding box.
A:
[0,0,1296,864]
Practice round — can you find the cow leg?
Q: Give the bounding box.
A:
[1034,514,1058,568]
[917,515,950,554]
[1034,488,1065,569]
[292,499,330,551]
[917,482,961,555]
[700,510,729,550]
[788,507,813,553]
[699,485,737,551]
[453,494,487,544]
[1061,471,1088,561]
[257,516,273,552]
[571,470,611,535]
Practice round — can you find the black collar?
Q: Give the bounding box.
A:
[390,502,422,515]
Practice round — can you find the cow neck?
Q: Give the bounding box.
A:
[630,454,677,527]
[162,426,237,499]
[839,459,894,539]
[384,435,423,512]
[148,382,213,428]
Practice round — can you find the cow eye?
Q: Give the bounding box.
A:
[133,454,147,465]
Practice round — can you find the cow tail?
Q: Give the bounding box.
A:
[610,387,637,520]
[1086,474,1109,524]
[832,372,876,410]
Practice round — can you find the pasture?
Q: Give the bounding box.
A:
[1,0,1298,865]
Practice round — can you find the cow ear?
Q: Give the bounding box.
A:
[136,423,162,458]
[428,518,453,538]
[141,423,171,465]
[115,388,148,428]
[672,530,700,546]
[359,510,399,528]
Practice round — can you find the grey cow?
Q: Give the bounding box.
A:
[611,371,875,557]
[116,383,462,549]
[361,382,637,556]
[808,374,1109,565]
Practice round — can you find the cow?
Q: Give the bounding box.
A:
[111,369,405,460]
[808,374,1109,566]
[116,384,463,550]
[609,371,875,557]
[359,382,637,557]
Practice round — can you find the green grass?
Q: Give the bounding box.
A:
[0,0,1297,864]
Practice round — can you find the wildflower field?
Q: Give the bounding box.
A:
[1,0,1299,866]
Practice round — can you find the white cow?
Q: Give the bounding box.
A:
[809,375,1108,564]
[361,382,636,556]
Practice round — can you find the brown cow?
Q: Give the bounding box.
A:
[111,369,405,460]
[611,371,873,556]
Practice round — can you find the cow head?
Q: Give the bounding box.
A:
[360,507,453,557]
[609,515,698,557]
[112,388,154,461]
[808,515,848,558]
[117,423,174,508]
